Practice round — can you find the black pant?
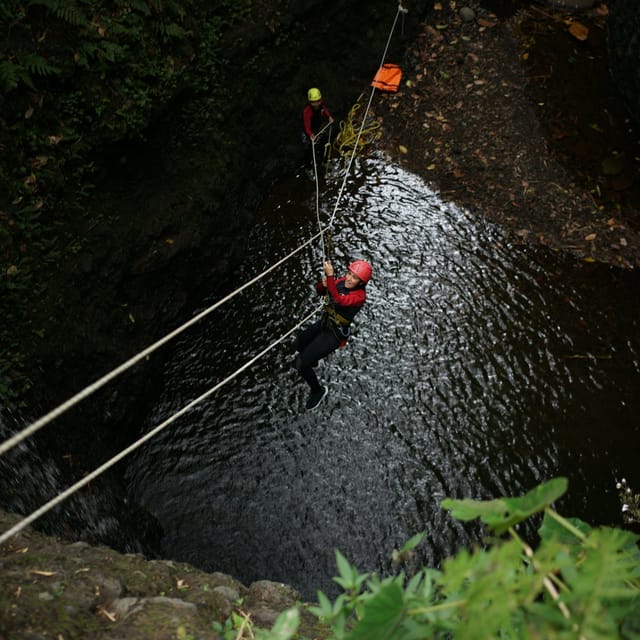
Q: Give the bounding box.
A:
[302,132,329,167]
[294,319,340,392]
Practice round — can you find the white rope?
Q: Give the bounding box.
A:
[0,3,406,459]
[0,228,327,458]
[309,4,405,263]
[310,118,335,264]
[328,4,404,230]
[0,304,322,545]
[0,2,408,544]
[311,136,326,265]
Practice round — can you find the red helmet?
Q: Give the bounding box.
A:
[348,259,372,284]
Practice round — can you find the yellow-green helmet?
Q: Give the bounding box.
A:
[307,87,322,102]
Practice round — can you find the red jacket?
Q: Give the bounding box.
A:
[303,102,333,139]
[316,275,365,324]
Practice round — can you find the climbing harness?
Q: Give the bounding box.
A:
[321,303,352,348]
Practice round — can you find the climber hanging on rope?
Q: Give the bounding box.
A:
[293,258,372,411]
[302,87,334,167]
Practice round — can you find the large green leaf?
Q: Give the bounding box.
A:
[441,477,568,534]
[346,581,405,640]
[538,511,591,545]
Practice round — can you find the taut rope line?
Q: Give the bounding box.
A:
[0,229,328,458]
[0,3,408,543]
[310,2,407,261]
[328,2,406,230]
[0,305,322,544]
[311,135,326,264]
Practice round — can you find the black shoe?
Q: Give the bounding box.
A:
[305,386,328,411]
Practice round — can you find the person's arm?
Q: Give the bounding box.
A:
[322,106,334,123]
[303,105,315,140]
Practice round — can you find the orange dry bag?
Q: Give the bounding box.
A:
[371,64,403,92]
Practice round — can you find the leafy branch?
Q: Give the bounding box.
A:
[237,478,640,640]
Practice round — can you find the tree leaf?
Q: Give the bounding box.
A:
[400,532,425,553]
[538,512,591,545]
[345,581,405,640]
[269,607,300,640]
[441,477,568,534]
[569,21,589,41]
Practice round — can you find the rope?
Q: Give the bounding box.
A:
[0,2,408,543]
[328,3,404,231]
[0,227,328,458]
[310,2,406,262]
[310,118,336,264]
[333,102,381,160]
[311,136,326,265]
[0,304,322,545]
[0,2,406,460]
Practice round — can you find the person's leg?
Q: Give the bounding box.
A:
[294,325,340,392]
[294,319,322,354]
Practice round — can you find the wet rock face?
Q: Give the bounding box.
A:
[608,0,640,125]
[0,509,321,640]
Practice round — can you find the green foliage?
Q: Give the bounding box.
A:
[212,607,300,640]
[617,478,640,524]
[0,60,21,91]
[247,479,640,640]
[22,53,61,78]
[155,21,187,39]
[0,53,59,91]
[440,476,568,534]
[1,0,261,403]
[28,0,87,25]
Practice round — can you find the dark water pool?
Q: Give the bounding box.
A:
[125,156,640,599]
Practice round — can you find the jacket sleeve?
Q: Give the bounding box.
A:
[326,276,366,307]
[303,106,314,137]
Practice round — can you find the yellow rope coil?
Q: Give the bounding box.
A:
[332,102,382,160]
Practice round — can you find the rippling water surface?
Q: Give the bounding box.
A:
[127,157,640,598]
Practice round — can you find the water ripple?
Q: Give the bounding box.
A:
[126,158,640,599]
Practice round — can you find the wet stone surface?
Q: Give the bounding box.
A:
[370,0,640,269]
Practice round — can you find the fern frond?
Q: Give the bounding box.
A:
[22,53,60,77]
[0,60,20,92]
[28,0,87,25]
[130,0,151,15]
[55,1,86,25]
[157,22,186,39]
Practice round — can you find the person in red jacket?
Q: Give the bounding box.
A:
[302,87,334,141]
[302,87,334,166]
[294,259,372,410]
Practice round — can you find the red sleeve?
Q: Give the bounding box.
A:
[326,276,366,307]
[322,106,333,120]
[303,105,314,137]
